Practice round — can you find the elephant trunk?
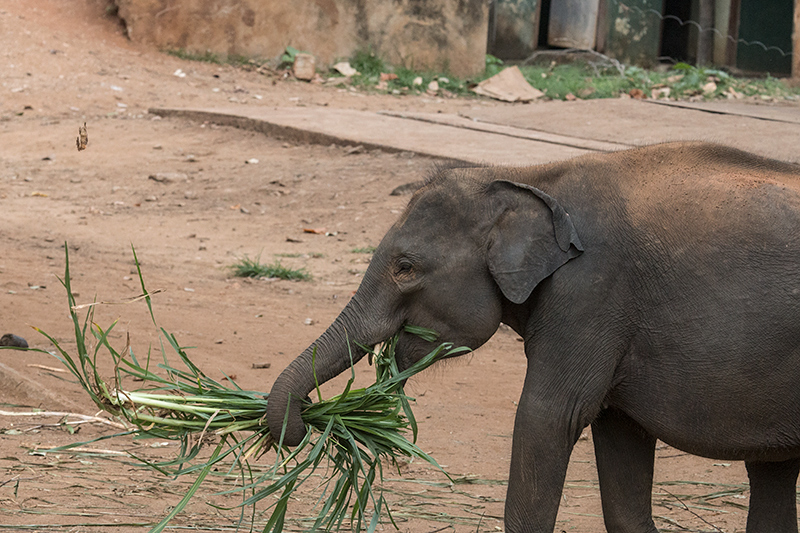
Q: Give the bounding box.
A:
[266,297,393,446]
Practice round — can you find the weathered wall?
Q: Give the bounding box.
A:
[114,0,489,77]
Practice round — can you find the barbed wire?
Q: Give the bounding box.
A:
[611,0,792,57]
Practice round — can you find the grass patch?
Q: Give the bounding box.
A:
[351,246,376,254]
[165,49,259,69]
[20,245,465,533]
[230,254,311,281]
[166,48,223,65]
[166,42,800,103]
[334,50,800,102]
[514,59,800,101]
[333,50,472,97]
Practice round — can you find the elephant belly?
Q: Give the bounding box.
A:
[612,335,800,461]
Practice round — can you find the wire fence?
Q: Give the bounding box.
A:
[493,0,794,71]
[614,0,792,58]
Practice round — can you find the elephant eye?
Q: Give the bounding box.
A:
[394,258,414,277]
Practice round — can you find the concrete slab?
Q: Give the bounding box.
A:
[149,106,595,166]
[646,100,800,125]
[461,99,800,163]
[151,98,800,166]
[378,111,632,152]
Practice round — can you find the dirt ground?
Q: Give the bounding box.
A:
[0,1,766,531]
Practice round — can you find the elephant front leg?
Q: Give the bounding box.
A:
[504,366,609,533]
[592,408,658,533]
[504,407,576,533]
[745,458,800,533]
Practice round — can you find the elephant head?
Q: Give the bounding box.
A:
[266,168,583,446]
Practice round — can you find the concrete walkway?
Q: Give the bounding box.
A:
[151,97,800,166]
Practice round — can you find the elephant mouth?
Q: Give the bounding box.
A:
[393,330,439,373]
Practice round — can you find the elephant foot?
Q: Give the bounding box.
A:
[745,458,800,533]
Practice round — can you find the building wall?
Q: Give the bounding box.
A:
[114,0,489,77]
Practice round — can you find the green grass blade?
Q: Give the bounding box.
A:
[131,244,157,326]
[148,437,226,533]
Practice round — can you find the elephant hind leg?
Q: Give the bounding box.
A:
[592,408,659,533]
[745,458,800,533]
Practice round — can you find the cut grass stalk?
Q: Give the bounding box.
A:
[23,245,464,532]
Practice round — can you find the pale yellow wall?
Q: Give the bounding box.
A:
[114,0,489,77]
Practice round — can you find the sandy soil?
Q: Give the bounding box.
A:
[0,1,760,531]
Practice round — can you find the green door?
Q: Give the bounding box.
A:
[736,0,792,75]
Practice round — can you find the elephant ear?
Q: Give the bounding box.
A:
[487,180,584,304]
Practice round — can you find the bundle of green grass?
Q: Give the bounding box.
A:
[28,247,466,533]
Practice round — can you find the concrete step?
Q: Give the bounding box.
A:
[149,106,600,165]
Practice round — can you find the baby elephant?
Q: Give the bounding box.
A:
[267,142,800,533]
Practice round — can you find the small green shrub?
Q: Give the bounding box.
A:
[230,255,311,281]
[351,246,376,254]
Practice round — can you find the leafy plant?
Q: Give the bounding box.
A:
[279,46,309,68]
[335,50,471,96]
[484,54,505,78]
[23,245,464,532]
[350,50,387,80]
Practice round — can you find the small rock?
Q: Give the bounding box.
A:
[0,333,28,348]
[148,172,187,183]
[304,318,314,326]
[76,122,88,151]
[333,62,358,77]
[185,154,198,162]
[173,68,186,78]
[702,81,717,94]
[412,76,423,86]
[628,88,647,100]
[427,80,439,94]
[293,53,316,81]
[245,158,259,164]
[345,145,365,155]
[651,87,671,99]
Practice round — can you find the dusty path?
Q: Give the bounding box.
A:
[0,0,788,531]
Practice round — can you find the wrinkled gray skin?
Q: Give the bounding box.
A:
[267,141,800,533]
